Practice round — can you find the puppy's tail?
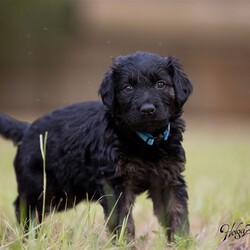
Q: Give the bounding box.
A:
[0,113,29,145]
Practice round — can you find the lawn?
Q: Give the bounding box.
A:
[0,119,249,249]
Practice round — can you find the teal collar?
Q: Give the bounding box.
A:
[136,123,170,146]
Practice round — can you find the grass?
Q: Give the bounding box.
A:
[0,119,250,249]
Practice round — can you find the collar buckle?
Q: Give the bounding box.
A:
[136,123,170,146]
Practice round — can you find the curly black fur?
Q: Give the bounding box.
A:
[0,51,192,242]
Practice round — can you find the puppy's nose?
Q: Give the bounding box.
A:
[140,103,156,116]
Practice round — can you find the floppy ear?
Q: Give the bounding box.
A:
[98,69,115,114]
[167,57,193,108]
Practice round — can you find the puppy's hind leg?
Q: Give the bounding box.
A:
[14,196,28,233]
[14,196,42,237]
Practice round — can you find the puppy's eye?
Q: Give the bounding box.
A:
[156,81,166,89]
[123,84,133,93]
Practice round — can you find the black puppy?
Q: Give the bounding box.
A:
[0,51,192,242]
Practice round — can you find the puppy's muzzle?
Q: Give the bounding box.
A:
[140,103,156,117]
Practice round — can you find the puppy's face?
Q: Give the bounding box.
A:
[114,56,175,133]
[99,52,192,134]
